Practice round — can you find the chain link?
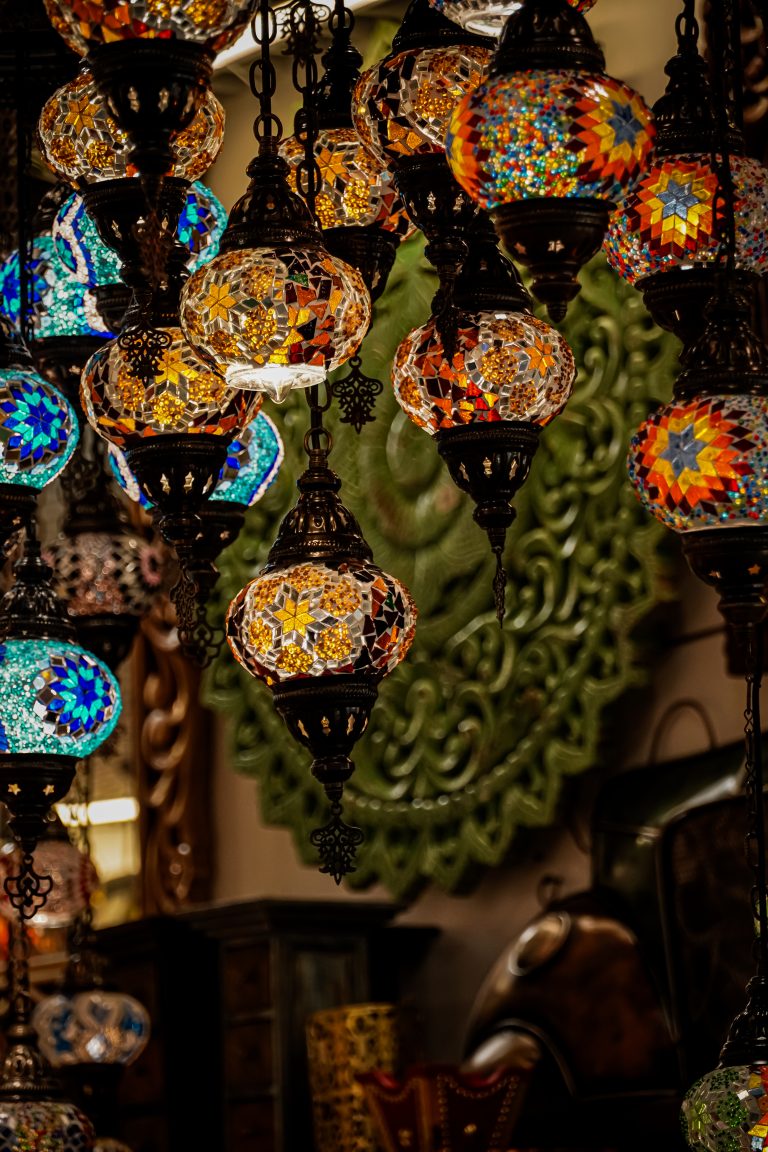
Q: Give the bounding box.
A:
[250,0,283,149]
[285,0,325,216]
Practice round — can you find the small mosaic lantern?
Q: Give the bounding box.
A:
[33,990,150,1067]
[43,0,255,55]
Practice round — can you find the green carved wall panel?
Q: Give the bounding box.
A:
[203,242,680,897]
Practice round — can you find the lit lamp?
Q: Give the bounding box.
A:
[604,6,768,352]
[446,0,654,320]
[0,819,97,931]
[393,215,575,619]
[427,0,596,39]
[226,402,416,882]
[180,0,370,401]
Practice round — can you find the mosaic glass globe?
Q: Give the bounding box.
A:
[0,236,109,340]
[0,366,78,490]
[226,560,417,684]
[53,182,227,290]
[682,1064,768,1152]
[43,0,254,54]
[38,67,225,186]
[280,129,413,237]
[0,637,121,756]
[427,0,596,38]
[353,44,491,166]
[81,327,260,447]
[180,248,371,400]
[446,68,654,210]
[46,531,163,617]
[108,409,284,509]
[33,990,150,1066]
[627,394,768,533]
[0,836,98,928]
[0,1100,94,1151]
[393,310,575,432]
[604,153,768,285]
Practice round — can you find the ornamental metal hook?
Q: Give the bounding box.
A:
[3,852,53,922]
[330,355,384,433]
[170,568,224,667]
[310,799,365,884]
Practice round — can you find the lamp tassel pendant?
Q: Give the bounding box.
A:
[226,386,417,883]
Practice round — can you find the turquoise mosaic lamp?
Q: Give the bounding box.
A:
[0,316,79,548]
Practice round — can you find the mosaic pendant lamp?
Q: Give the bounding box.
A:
[226,409,416,882]
[446,0,654,320]
[392,214,575,620]
[427,0,595,38]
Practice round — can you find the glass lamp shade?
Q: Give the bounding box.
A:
[53,182,227,289]
[108,409,284,509]
[0,367,78,490]
[95,1142,133,1152]
[226,560,417,684]
[46,531,163,617]
[627,394,768,533]
[0,637,121,756]
[33,990,150,1066]
[682,1065,768,1152]
[604,153,768,285]
[0,837,98,928]
[43,0,255,55]
[446,68,654,210]
[0,1100,95,1151]
[38,67,225,186]
[427,0,596,38]
[393,310,575,431]
[80,327,260,447]
[180,248,371,400]
[0,237,109,340]
[353,44,491,166]
[280,129,413,237]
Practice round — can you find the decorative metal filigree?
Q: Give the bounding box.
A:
[117,324,173,383]
[3,853,53,921]
[170,571,222,667]
[309,803,365,884]
[331,356,383,433]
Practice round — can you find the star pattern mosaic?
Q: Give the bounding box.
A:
[0,235,109,340]
[393,310,575,433]
[0,639,121,755]
[281,128,414,237]
[683,1066,768,1152]
[0,368,78,489]
[226,560,417,684]
[181,247,370,399]
[427,0,596,37]
[39,66,225,186]
[604,153,768,284]
[627,394,768,531]
[46,531,163,617]
[447,68,654,209]
[43,0,254,54]
[81,326,261,446]
[353,45,491,166]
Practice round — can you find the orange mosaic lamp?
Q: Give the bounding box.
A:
[226,405,416,883]
[446,0,654,320]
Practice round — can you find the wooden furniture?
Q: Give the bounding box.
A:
[97,899,436,1152]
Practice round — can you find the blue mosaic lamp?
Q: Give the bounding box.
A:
[0,236,109,341]
[0,316,79,547]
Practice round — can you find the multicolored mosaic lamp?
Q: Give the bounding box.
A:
[43,0,255,55]
[427,0,596,38]
[0,823,97,930]
[393,215,575,619]
[0,532,121,911]
[353,0,491,347]
[446,0,654,320]
[0,317,79,549]
[226,400,416,882]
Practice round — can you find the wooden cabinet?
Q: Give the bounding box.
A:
[96,900,435,1152]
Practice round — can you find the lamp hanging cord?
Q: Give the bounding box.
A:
[743,622,768,975]
[14,7,30,346]
[709,0,741,277]
[250,0,283,154]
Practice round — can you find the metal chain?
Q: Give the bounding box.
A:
[14,7,31,346]
[285,0,324,217]
[303,381,334,459]
[676,0,700,50]
[741,622,768,974]
[250,0,283,151]
[709,0,739,275]
[7,912,31,1026]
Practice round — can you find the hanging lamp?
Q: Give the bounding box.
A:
[392,214,575,620]
[0,815,97,931]
[180,0,370,402]
[604,1,768,352]
[446,0,654,320]
[226,390,416,882]
[427,0,596,38]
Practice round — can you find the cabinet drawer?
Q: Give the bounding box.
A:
[222,945,271,1016]
[224,1020,274,1093]
[227,1099,276,1152]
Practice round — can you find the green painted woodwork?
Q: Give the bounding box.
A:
[202,240,680,897]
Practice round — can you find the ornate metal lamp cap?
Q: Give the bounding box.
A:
[0,537,76,643]
[675,287,768,400]
[393,0,491,54]
[720,975,768,1067]
[492,0,605,76]
[455,213,531,312]
[264,448,374,570]
[0,1022,59,1100]
[222,150,323,252]
[652,39,738,156]
[316,24,363,129]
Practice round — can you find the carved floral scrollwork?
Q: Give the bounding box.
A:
[133,595,213,914]
[204,243,680,897]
